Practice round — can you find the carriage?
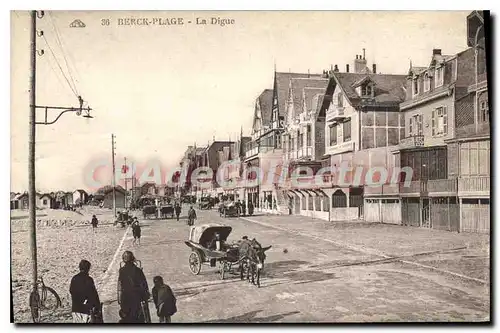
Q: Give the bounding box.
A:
[198,196,214,210]
[160,204,175,219]
[220,201,240,217]
[184,224,239,280]
[184,224,270,286]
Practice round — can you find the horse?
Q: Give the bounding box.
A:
[239,245,271,288]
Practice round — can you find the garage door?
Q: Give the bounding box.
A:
[381,199,401,224]
[364,199,380,222]
[461,198,490,233]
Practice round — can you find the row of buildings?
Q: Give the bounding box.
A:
[178,11,489,233]
[10,189,89,210]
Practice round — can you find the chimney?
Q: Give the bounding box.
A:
[433,49,442,55]
[363,48,366,60]
[308,69,310,78]
[356,55,358,60]
[372,64,377,74]
[334,64,339,72]
[354,51,368,73]
[346,64,350,73]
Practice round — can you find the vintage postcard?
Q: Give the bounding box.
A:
[10,10,490,323]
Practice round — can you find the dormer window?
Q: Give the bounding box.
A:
[435,65,444,87]
[361,83,372,97]
[337,93,343,107]
[412,77,419,96]
[424,73,431,92]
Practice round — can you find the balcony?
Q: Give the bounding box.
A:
[326,106,346,123]
[455,122,490,139]
[245,147,259,159]
[364,184,400,196]
[325,141,354,156]
[458,176,490,197]
[427,179,458,195]
[399,180,426,196]
[297,146,313,159]
[399,135,425,150]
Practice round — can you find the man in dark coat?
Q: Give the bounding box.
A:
[69,260,101,323]
[132,220,141,246]
[118,251,150,323]
[91,215,98,230]
[174,203,181,221]
[152,276,177,323]
[187,206,197,226]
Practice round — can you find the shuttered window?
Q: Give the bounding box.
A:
[433,106,447,136]
[343,119,351,142]
[329,125,337,146]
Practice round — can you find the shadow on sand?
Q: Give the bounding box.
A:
[199,310,300,323]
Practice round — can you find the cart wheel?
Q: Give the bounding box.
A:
[219,261,226,280]
[189,251,201,275]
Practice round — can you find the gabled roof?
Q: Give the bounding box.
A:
[331,72,407,107]
[408,66,427,77]
[103,186,126,195]
[73,189,88,195]
[254,89,273,128]
[304,87,327,114]
[40,193,53,199]
[275,72,323,117]
[289,78,328,118]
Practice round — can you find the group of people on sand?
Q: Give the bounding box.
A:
[69,251,177,324]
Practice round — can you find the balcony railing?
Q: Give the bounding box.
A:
[364,184,400,196]
[455,122,490,138]
[399,180,426,194]
[325,141,354,156]
[427,178,458,194]
[326,106,346,123]
[245,147,259,158]
[399,135,425,150]
[458,176,490,196]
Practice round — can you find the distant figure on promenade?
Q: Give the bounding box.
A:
[91,215,98,231]
[69,260,101,323]
[175,203,181,221]
[188,206,197,226]
[241,200,246,216]
[152,276,177,323]
[117,251,150,323]
[132,218,141,246]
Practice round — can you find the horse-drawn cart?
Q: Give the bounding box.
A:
[220,202,240,218]
[184,224,243,280]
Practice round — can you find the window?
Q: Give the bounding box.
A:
[413,77,419,96]
[435,66,444,87]
[337,93,343,107]
[424,73,431,92]
[329,124,337,146]
[409,114,423,136]
[480,100,489,123]
[361,84,372,97]
[343,119,351,142]
[43,199,47,205]
[306,125,312,146]
[432,107,447,136]
[298,133,304,148]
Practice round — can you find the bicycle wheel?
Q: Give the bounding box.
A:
[41,286,62,311]
[29,290,41,323]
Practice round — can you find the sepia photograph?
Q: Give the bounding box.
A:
[10,9,491,324]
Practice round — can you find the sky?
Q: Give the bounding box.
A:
[10,10,470,192]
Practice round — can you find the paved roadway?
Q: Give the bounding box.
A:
[99,207,489,323]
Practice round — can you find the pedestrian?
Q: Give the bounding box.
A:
[241,200,246,216]
[91,215,98,231]
[188,206,197,226]
[132,219,141,246]
[117,251,150,323]
[175,203,181,221]
[152,276,177,323]
[69,259,101,323]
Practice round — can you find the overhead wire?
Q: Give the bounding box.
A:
[48,11,80,96]
[42,33,79,98]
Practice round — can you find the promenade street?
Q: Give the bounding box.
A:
[99,207,489,323]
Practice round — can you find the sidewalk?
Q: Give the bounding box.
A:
[240,214,490,283]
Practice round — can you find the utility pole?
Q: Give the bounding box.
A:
[124,156,127,210]
[28,10,38,292]
[111,134,116,221]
